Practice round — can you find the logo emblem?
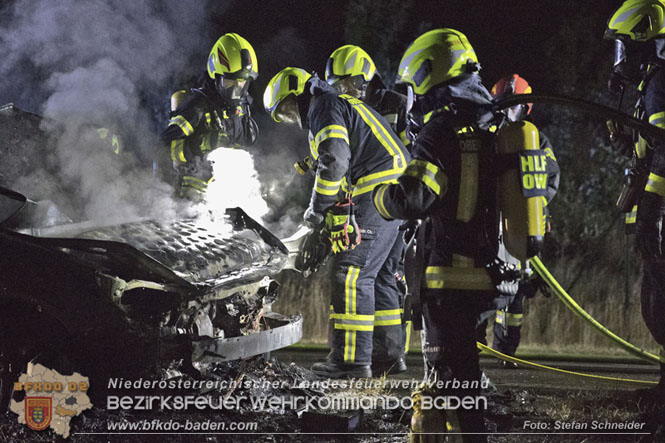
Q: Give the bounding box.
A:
[25,397,52,431]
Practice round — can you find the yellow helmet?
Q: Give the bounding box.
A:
[207,33,258,80]
[396,28,479,96]
[606,0,665,41]
[325,45,376,84]
[263,67,312,122]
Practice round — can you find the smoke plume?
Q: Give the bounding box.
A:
[0,0,215,222]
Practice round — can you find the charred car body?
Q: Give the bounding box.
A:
[0,105,303,409]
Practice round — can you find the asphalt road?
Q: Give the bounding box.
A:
[273,348,660,393]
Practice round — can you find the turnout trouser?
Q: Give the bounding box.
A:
[422,289,494,442]
[641,259,665,380]
[329,195,401,365]
[373,231,408,364]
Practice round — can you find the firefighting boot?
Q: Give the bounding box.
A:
[311,359,371,379]
[372,356,407,376]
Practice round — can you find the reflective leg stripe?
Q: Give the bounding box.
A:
[373,184,393,220]
[312,124,349,158]
[332,313,374,331]
[626,205,637,225]
[374,309,402,326]
[345,330,356,363]
[404,320,412,354]
[346,266,360,315]
[425,266,494,290]
[341,266,362,363]
[168,115,194,136]
[314,175,343,196]
[505,313,523,327]
[403,159,448,197]
[457,152,478,222]
[645,172,665,197]
[171,140,186,163]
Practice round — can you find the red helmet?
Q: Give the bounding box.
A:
[491,73,533,115]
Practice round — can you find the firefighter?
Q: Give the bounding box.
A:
[325,44,412,371]
[160,33,259,200]
[372,28,522,441]
[325,44,410,146]
[477,74,560,367]
[605,0,665,395]
[263,67,410,378]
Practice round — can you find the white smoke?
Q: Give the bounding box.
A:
[0,0,235,223]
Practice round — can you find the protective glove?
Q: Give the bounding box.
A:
[635,192,665,260]
[325,197,361,254]
[303,207,324,229]
[606,120,634,158]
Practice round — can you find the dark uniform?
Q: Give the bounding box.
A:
[306,77,410,368]
[160,77,258,199]
[373,74,514,438]
[634,67,665,385]
[478,131,560,357]
[364,74,413,359]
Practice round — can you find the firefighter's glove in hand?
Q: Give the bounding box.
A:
[636,192,665,260]
[325,199,361,254]
[606,120,634,158]
[303,207,324,229]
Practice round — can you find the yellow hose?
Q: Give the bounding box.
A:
[477,342,657,385]
[530,256,661,365]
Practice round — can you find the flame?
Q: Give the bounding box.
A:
[204,147,269,222]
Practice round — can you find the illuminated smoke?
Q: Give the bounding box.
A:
[0,0,212,222]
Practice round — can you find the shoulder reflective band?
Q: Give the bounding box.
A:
[645,172,665,196]
[373,183,393,220]
[314,175,342,196]
[425,266,494,290]
[530,256,661,364]
[340,94,407,171]
[168,115,194,136]
[312,124,349,158]
[403,159,448,197]
[478,343,658,386]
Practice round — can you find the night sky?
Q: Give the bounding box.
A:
[207,0,622,103]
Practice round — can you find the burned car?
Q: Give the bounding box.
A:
[0,186,304,409]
